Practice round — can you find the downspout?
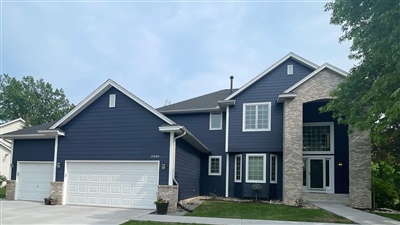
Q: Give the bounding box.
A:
[172,131,187,186]
[52,135,59,182]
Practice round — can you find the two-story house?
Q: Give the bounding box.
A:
[2,53,371,212]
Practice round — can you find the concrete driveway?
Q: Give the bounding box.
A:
[0,200,154,225]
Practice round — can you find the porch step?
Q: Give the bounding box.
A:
[303,193,350,205]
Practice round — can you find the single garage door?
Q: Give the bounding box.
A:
[17,162,53,201]
[66,161,159,209]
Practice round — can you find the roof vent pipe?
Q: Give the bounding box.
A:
[230,76,234,94]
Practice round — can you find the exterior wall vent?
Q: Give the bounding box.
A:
[109,94,116,108]
[287,65,294,75]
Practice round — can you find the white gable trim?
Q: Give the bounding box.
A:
[225,52,319,100]
[0,141,11,152]
[283,63,348,94]
[0,118,25,128]
[50,79,175,129]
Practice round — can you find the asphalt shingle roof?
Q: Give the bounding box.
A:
[2,121,57,135]
[157,89,238,112]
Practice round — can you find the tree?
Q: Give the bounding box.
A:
[322,0,400,145]
[0,74,75,126]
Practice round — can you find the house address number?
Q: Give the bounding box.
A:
[151,155,160,158]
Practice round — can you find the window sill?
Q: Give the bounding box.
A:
[245,180,266,183]
[242,129,271,132]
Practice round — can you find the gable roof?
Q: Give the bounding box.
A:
[158,89,238,114]
[50,79,176,129]
[225,52,319,100]
[283,63,348,94]
[0,118,25,128]
[0,121,61,139]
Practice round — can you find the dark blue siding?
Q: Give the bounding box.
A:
[56,87,171,184]
[303,101,349,194]
[175,139,202,200]
[229,59,314,152]
[11,139,55,180]
[168,113,226,196]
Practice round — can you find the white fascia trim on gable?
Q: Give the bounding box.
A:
[276,93,297,103]
[37,130,65,136]
[225,52,319,100]
[283,63,348,94]
[50,79,175,129]
[0,118,26,128]
[0,141,11,151]
[159,125,210,153]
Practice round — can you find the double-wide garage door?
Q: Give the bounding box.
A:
[66,161,159,209]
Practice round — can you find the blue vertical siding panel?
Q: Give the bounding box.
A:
[56,87,171,184]
[11,139,55,180]
[303,101,349,194]
[168,113,226,196]
[229,59,314,152]
[175,139,202,200]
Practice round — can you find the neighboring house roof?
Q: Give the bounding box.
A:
[224,52,319,100]
[1,121,59,139]
[158,89,238,114]
[0,140,11,152]
[50,79,176,129]
[0,118,26,128]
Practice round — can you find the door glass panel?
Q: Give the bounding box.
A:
[310,159,324,189]
[325,159,330,187]
[303,159,307,186]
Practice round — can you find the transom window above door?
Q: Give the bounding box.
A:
[243,102,271,132]
[303,122,334,154]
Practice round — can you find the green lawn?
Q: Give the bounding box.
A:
[0,187,5,198]
[375,212,400,221]
[121,221,207,225]
[186,201,353,223]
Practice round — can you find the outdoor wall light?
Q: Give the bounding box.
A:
[338,162,343,167]
[56,162,61,168]
[10,163,14,168]
[161,163,166,170]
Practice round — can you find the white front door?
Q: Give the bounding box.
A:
[303,157,334,193]
[66,161,159,209]
[16,162,53,201]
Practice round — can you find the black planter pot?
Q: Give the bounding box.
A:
[155,202,169,215]
[44,199,51,205]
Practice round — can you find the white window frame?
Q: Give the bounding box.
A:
[208,156,222,176]
[234,154,242,182]
[242,102,271,132]
[209,112,222,130]
[270,154,278,184]
[245,154,266,183]
[109,94,116,108]
[287,65,294,75]
[303,122,334,154]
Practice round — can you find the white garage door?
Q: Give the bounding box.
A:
[17,162,53,201]
[66,161,159,209]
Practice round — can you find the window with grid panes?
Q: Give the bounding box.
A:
[243,103,271,131]
[246,154,266,182]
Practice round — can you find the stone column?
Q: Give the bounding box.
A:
[5,180,15,200]
[50,181,64,205]
[158,185,178,213]
[349,130,372,208]
[282,99,303,206]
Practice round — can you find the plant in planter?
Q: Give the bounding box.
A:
[252,183,262,201]
[44,196,57,205]
[154,197,169,215]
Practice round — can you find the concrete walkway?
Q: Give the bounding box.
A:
[135,202,400,225]
[312,202,400,225]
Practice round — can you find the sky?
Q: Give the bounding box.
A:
[1,0,355,108]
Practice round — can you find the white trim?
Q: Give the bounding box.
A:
[303,122,334,154]
[242,102,271,132]
[1,134,57,139]
[208,156,222,176]
[209,112,222,130]
[287,64,294,75]
[245,154,266,183]
[159,125,210,153]
[270,154,278,184]
[283,63,348,94]
[276,93,297,103]
[15,161,54,200]
[225,107,230,153]
[109,94,116,108]
[0,118,25,128]
[225,52,319,100]
[63,160,160,206]
[50,79,175,129]
[9,140,14,179]
[234,154,242,182]
[225,153,229,197]
[302,156,335,193]
[52,136,59,182]
[168,132,174,185]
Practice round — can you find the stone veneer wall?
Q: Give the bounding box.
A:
[283,69,345,205]
[50,181,64,205]
[158,185,178,213]
[5,180,15,200]
[349,130,372,208]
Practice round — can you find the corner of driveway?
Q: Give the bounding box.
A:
[0,200,153,225]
